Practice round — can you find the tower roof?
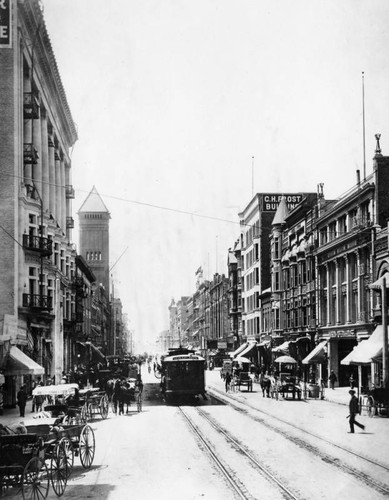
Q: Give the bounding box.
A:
[78,186,110,214]
[272,196,289,225]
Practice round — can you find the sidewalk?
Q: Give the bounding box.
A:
[207,369,351,405]
[322,385,354,406]
[0,398,35,427]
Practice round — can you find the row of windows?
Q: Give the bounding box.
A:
[28,214,74,278]
[244,292,261,313]
[27,267,94,322]
[319,202,371,245]
[83,214,103,219]
[244,243,259,270]
[86,251,102,261]
[244,221,260,247]
[245,267,259,291]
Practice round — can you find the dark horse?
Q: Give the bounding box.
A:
[105,378,116,404]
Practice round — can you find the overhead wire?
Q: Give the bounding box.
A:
[5,173,253,228]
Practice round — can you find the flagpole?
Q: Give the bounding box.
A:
[362,72,366,180]
[252,156,254,198]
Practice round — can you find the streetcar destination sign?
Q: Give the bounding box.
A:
[0,0,11,48]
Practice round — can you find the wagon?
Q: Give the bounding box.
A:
[279,375,302,400]
[32,383,86,425]
[33,384,109,423]
[0,431,51,499]
[25,422,96,486]
[0,420,93,499]
[237,371,253,391]
[79,388,109,421]
[360,386,389,417]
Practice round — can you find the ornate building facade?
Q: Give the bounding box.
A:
[0,0,78,404]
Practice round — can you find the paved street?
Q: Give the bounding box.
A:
[1,369,388,499]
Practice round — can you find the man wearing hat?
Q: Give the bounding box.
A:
[348,389,365,433]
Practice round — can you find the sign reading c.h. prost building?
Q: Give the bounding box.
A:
[0,0,11,48]
[262,194,303,212]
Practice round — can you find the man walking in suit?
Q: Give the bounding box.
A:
[348,389,365,433]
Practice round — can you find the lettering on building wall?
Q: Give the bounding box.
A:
[0,0,11,48]
[262,194,303,212]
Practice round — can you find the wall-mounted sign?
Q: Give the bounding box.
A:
[0,0,11,48]
[262,194,303,212]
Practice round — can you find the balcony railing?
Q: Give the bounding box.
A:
[23,143,39,164]
[23,91,40,119]
[23,293,53,311]
[65,185,75,199]
[66,217,74,229]
[22,234,53,256]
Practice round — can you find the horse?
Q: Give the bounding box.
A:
[119,380,135,414]
[105,378,115,402]
[259,373,271,397]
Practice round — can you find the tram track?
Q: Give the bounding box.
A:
[178,406,304,500]
[208,386,389,496]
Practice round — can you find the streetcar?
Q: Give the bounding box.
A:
[155,347,207,402]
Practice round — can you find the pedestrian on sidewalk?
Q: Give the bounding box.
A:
[349,374,355,389]
[329,370,337,390]
[225,372,232,392]
[348,389,365,433]
[17,385,28,418]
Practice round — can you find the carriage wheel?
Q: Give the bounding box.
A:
[79,425,95,469]
[50,442,68,496]
[153,368,162,380]
[100,395,109,419]
[22,457,49,500]
[58,438,74,478]
[367,396,375,418]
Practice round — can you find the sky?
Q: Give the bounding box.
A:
[42,0,389,352]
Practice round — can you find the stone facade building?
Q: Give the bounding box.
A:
[267,141,389,389]
[0,0,78,403]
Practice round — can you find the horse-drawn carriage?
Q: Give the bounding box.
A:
[79,387,110,421]
[360,386,389,417]
[32,383,109,424]
[279,375,302,400]
[0,420,95,499]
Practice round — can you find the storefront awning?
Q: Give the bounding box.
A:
[90,343,105,362]
[340,325,387,365]
[231,342,249,358]
[4,346,44,376]
[272,341,290,354]
[302,341,327,364]
[238,341,257,359]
